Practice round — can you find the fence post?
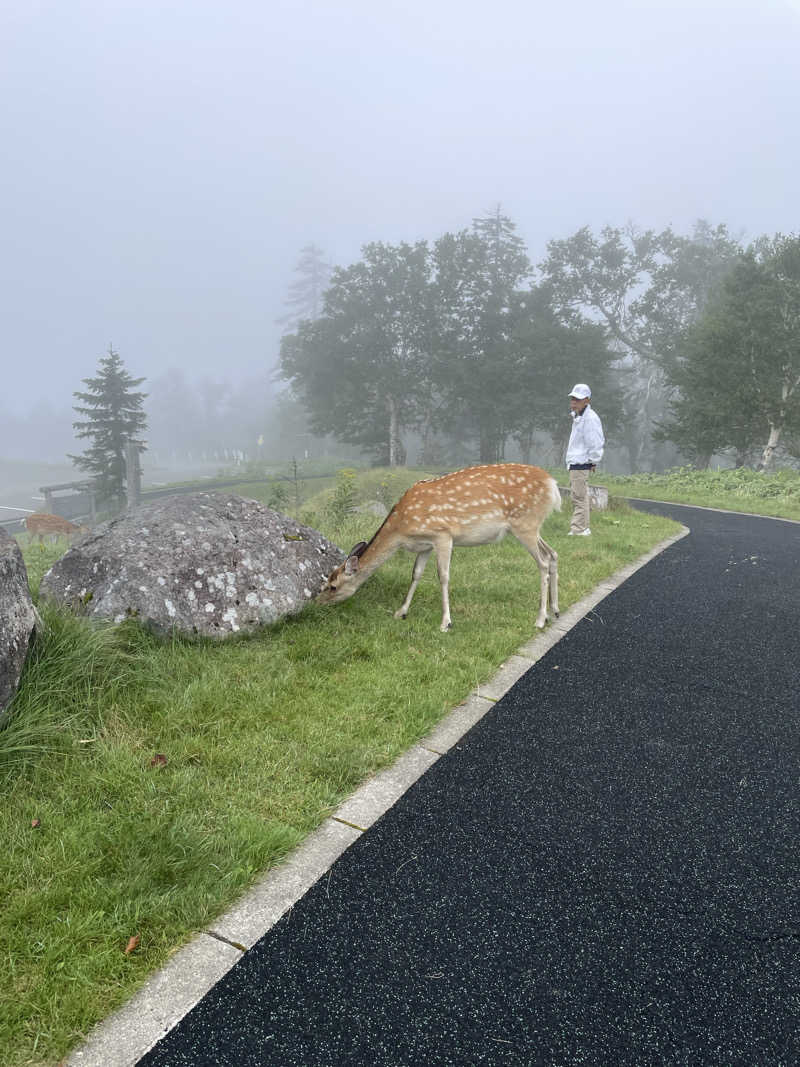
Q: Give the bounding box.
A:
[125,441,142,508]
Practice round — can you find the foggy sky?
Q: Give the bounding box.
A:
[2,0,799,419]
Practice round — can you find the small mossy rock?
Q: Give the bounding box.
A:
[38,492,344,638]
[0,529,38,718]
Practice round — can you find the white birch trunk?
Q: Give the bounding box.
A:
[758,423,782,472]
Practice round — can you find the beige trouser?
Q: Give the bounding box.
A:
[569,468,591,533]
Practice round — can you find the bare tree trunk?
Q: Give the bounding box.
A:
[479,426,492,464]
[419,409,433,466]
[388,395,404,467]
[517,430,533,465]
[757,423,782,472]
[479,421,503,464]
[388,396,396,467]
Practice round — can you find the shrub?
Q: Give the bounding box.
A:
[267,483,291,511]
[324,469,359,525]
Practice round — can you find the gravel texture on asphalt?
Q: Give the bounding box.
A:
[138,503,800,1066]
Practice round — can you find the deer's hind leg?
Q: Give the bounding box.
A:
[539,535,559,619]
[394,548,433,621]
[510,521,559,629]
[432,535,455,632]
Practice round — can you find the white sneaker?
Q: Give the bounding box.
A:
[577,529,591,536]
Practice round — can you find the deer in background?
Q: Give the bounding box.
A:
[317,464,560,632]
[25,513,88,544]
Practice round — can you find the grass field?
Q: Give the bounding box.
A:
[1,472,683,1065]
[600,466,800,522]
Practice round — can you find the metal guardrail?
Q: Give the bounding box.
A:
[0,471,340,535]
[138,470,335,501]
[0,517,25,533]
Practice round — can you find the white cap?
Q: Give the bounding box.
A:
[568,383,591,399]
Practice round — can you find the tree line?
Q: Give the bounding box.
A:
[279,214,800,471]
[52,214,800,513]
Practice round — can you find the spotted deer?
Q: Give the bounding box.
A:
[317,463,560,632]
[25,513,87,543]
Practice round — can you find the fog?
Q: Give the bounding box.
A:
[2,0,800,457]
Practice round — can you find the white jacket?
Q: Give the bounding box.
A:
[566,405,605,467]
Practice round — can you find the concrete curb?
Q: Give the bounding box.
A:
[66,525,690,1067]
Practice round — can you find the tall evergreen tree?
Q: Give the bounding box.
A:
[277,244,333,333]
[71,346,147,508]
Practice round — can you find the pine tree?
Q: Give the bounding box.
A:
[277,244,333,333]
[71,346,148,509]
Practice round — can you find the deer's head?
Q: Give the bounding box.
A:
[317,541,369,604]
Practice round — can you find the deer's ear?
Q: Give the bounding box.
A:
[348,541,369,558]
[344,554,361,576]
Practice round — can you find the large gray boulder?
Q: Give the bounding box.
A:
[39,492,344,638]
[0,529,38,718]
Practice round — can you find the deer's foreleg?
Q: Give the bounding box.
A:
[394,548,433,621]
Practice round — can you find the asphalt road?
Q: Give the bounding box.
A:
[138,502,800,1066]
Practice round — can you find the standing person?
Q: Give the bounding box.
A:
[566,383,604,536]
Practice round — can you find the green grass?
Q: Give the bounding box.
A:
[599,466,800,522]
[0,489,680,1066]
[230,465,437,520]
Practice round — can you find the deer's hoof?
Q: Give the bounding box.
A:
[394,610,407,620]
